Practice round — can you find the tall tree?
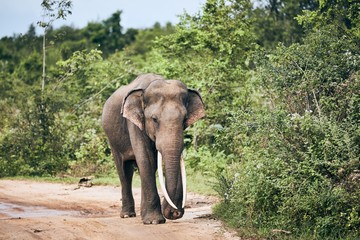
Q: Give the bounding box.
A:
[38,0,72,92]
[82,10,129,56]
[103,10,124,52]
[253,0,318,47]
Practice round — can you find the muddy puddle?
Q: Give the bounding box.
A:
[0,202,76,218]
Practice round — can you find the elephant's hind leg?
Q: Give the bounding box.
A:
[120,160,136,218]
[112,149,136,218]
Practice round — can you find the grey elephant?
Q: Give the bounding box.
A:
[102,73,205,224]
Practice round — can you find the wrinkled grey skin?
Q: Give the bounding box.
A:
[102,73,205,224]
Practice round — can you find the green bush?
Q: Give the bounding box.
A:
[0,91,69,176]
[214,111,360,239]
[0,49,127,177]
[64,111,114,176]
[212,25,360,238]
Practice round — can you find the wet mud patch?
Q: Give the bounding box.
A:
[0,202,78,219]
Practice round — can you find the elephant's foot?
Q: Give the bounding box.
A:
[120,211,136,218]
[142,212,166,224]
[120,206,136,218]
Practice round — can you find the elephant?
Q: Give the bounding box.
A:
[102,73,205,224]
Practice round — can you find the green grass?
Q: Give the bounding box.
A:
[2,170,216,196]
[186,170,217,195]
[91,170,216,196]
[3,175,80,184]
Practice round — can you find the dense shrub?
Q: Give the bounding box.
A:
[0,91,69,176]
[214,110,360,238]
[213,26,360,239]
[0,49,131,177]
[62,108,114,176]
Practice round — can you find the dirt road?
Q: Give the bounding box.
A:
[0,180,238,240]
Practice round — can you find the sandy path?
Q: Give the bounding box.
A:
[0,180,238,240]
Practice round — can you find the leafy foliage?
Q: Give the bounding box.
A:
[253,0,319,47]
[211,2,360,238]
[214,110,360,238]
[0,91,69,176]
[38,0,73,28]
[0,0,359,239]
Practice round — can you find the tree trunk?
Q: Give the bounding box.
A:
[42,30,46,92]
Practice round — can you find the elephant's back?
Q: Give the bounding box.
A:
[129,73,165,89]
[101,85,128,135]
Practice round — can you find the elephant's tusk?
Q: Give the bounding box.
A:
[157,152,178,209]
[180,154,186,208]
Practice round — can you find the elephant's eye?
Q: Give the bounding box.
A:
[152,115,159,125]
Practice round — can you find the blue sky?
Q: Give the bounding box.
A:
[0,0,206,37]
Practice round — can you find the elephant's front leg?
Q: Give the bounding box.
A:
[129,125,165,224]
[138,156,166,224]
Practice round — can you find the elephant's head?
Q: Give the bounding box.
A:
[121,79,205,220]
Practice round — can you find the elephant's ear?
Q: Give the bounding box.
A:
[185,89,206,128]
[122,89,145,130]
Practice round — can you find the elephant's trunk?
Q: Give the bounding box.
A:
[156,136,186,220]
[157,152,186,210]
